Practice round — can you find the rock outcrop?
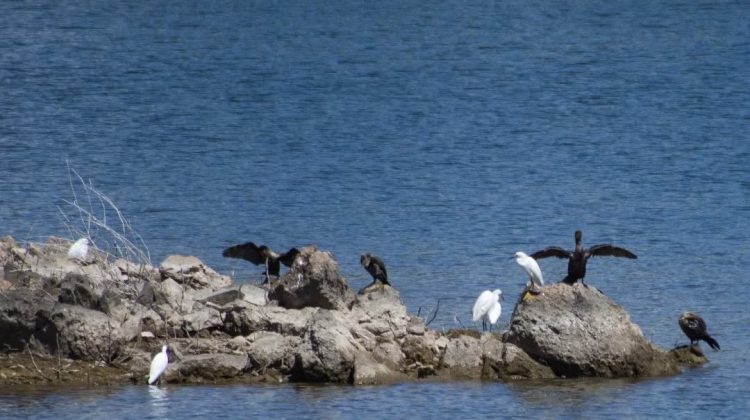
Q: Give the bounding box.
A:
[506,284,680,378]
[0,235,704,386]
[268,246,356,310]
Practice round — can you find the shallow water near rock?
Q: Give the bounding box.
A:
[1,0,749,417]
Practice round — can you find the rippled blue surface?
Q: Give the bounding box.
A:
[1,0,749,418]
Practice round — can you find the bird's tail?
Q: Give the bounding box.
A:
[703,334,720,351]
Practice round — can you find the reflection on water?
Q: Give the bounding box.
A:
[147,385,168,419]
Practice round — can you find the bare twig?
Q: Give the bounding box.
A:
[453,314,465,329]
[59,162,151,266]
[25,343,50,381]
[425,299,442,327]
[56,334,62,382]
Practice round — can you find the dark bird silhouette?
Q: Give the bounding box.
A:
[679,312,720,351]
[222,242,299,282]
[530,230,637,286]
[360,253,389,286]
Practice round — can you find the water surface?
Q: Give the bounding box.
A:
[1,0,749,418]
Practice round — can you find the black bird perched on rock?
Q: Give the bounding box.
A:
[530,230,637,286]
[679,312,720,351]
[360,253,389,286]
[222,242,300,282]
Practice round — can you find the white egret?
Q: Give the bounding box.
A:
[514,251,544,293]
[472,289,503,332]
[148,344,170,385]
[67,238,90,261]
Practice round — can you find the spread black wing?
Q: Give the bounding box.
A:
[587,244,637,259]
[222,242,264,265]
[278,247,300,267]
[530,247,572,260]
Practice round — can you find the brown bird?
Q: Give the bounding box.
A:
[679,312,720,351]
[222,242,299,282]
[530,230,637,286]
[360,253,389,286]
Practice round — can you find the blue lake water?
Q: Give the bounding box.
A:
[1,0,749,417]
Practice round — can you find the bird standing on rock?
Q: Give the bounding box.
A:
[222,241,300,282]
[679,312,720,351]
[514,251,544,293]
[531,230,636,286]
[360,253,389,286]
[472,289,503,332]
[67,237,90,261]
[148,344,170,385]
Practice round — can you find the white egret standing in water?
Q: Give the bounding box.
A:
[148,344,170,385]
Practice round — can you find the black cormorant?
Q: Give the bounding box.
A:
[679,312,720,351]
[531,230,637,286]
[360,253,389,286]
[222,241,299,281]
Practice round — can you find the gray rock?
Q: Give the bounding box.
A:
[372,341,406,370]
[159,255,231,291]
[437,330,483,379]
[239,284,269,306]
[113,258,160,283]
[482,340,556,380]
[669,345,709,367]
[246,331,300,374]
[402,332,439,368]
[505,283,680,378]
[352,351,408,385]
[0,288,57,351]
[225,304,317,337]
[57,272,126,314]
[164,302,223,336]
[291,309,363,383]
[41,304,125,362]
[195,287,242,306]
[174,353,249,381]
[269,246,355,310]
[154,277,195,314]
[407,317,426,336]
[107,302,162,342]
[352,286,409,339]
[195,284,268,307]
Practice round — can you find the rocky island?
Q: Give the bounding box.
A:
[0,236,704,386]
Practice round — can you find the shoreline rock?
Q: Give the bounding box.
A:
[0,235,705,386]
[506,284,681,378]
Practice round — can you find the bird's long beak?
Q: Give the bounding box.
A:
[500,294,504,301]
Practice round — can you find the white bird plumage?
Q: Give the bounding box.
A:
[515,251,544,292]
[472,289,502,332]
[148,344,170,385]
[67,238,90,261]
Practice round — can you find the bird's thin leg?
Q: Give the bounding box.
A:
[482,319,487,332]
